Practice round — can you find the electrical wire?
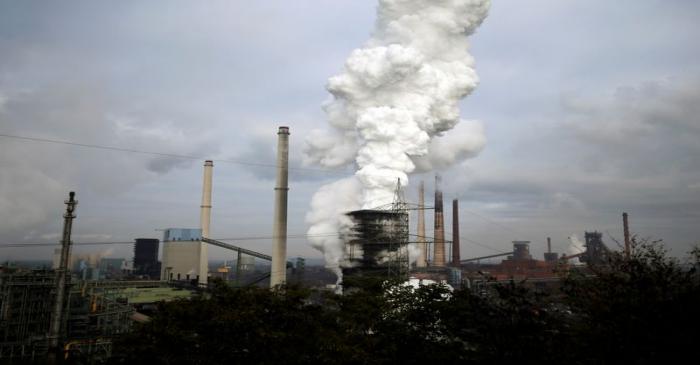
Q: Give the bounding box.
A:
[0,132,349,175]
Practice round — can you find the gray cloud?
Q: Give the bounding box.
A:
[0,0,698,262]
[442,78,700,256]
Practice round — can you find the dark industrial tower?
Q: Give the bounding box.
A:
[433,175,445,267]
[134,238,160,279]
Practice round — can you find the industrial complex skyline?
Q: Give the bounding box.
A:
[1,0,699,263]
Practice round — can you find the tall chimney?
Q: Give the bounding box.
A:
[623,212,630,259]
[48,191,77,359]
[270,126,290,287]
[547,237,552,253]
[416,181,427,267]
[452,199,460,266]
[433,175,445,267]
[199,160,213,286]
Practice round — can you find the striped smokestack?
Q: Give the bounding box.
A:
[270,126,290,287]
[452,199,460,266]
[416,181,427,267]
[433,175,445,267]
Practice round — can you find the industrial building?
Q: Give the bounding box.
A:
[0,269,156,361]
[0,271,55,358]
[160,228,204,283]
[133,238,160,279]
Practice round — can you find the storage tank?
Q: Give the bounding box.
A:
[512,241,532,261]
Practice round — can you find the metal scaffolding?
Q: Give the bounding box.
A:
[0,271,55,360]
[342,179,410,282]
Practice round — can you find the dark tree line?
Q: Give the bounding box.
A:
[108,241,699,365]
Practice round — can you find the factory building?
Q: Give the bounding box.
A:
[160,228,204,283]
[133,238,160,279]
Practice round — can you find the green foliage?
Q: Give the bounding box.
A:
[110,244,700,364]
[560,239,700,364]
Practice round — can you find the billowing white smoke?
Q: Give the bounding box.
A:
[305,0,490,279]
[567,235,585,264]
[306,177,361,282]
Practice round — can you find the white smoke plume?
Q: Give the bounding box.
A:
[306,0,491,278]
[306,177,362,282]
[567,234,585,264]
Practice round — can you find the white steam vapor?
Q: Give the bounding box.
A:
[567,234,585,264]
[306,177,361,282]
[305,0,491,278]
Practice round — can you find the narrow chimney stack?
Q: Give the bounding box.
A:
[433,175,445,267]
[416,181,427,267]
[270,126,290,287]
[623,212,631,259]
[547,237,552,253]
[199,160,213,286]
[452,199,460,266]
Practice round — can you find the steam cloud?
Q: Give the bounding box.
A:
[305,0,491,278]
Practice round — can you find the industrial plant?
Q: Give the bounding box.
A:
[0,126,294,362]
[0,122,640,362]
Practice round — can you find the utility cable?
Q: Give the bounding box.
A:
[0,132,350,175]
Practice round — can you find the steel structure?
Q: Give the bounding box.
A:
[0,273,136,362]
[460,252,515,263]
[201,237,292,287]
[0,271,55,360]
[342,179,410,282]
[48,191,77,359]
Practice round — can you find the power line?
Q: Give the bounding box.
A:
[459,208,529,239]
[442,231,504,254]
[409,232,503,254]
[0,132,349,175]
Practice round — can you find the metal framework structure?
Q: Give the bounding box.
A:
[343,179,411,282]
[0,272,141,362]
[201,237,292,287]
[0,271,55,360]
[388,179,410,279]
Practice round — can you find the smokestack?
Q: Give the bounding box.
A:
[199,160,213,286]
[623,212,630,259]
[48,191,77,359]
[270,126,290,287]
[452,199,460,266]
[433,175,445,267]
[547,237,552,253]
[416,181,427,267]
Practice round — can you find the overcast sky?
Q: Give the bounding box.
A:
[1,0,698,263]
